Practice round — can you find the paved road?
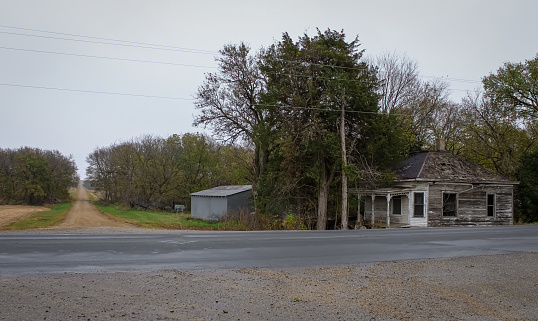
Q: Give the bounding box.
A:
[1,225,537,275]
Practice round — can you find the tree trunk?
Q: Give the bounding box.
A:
[317,157,335,230]
[252,141,271,213]
[317,172,329,230]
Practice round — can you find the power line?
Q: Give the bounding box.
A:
[418,74,481,84]
[0,45,481,90]
[1,82,473,116]
[0,46,215,69]
[268,59,482,84]
[254,103,395,115]
[0,25,485,94]
[0,24,219,55]
[0,44,479,89]
[0,31,217,55]
[0,83,194,100]
[0,82,391,115]
[0,25,484,86]
[1,81,475,103]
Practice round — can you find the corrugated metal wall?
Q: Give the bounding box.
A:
[191,190,252,220]
[191,196,227,220]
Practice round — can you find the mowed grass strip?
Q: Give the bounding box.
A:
[5,203,72,230]
[95,203,240,230]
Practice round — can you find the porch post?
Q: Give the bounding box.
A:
[386,194,391,228]
[357,193,361,228]
[371,194,375,227]
[408,192,412,223]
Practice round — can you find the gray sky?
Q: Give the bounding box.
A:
[1,0,537,179]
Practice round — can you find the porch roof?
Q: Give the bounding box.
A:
[349,187,413,197]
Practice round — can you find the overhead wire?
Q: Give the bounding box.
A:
[0,24,483,101]
[0,24,482,85]
[0,46,215,69]
[0,83,193,100]
[254,103,406,115]
[0,44,478,92]
[0,24,219,54]
[0,31,217,55]
[0,82,409,115]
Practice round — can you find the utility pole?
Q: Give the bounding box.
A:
[340,90,348,230]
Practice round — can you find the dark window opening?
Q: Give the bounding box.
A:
[414,193,424,217]
[392,196,402,215]
[443,193,457,217]
[487,194,495,217]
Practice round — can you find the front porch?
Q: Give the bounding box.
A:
[350,186,428,228]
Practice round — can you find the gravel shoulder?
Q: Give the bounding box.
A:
[1,252,536,321]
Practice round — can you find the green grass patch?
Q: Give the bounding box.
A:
[5,203,72,230]
[94,202,242,230]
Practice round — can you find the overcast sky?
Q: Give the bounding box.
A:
[1,0,537,179]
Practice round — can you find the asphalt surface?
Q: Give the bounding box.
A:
[1,225,537,275]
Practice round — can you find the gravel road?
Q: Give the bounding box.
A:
[52,182,134,229]
[1,252,536,321]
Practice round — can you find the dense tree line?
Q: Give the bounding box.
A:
[195,29,538,226]
[0,147,78,205]
[86,133,250,210]
[195,29,405,229]
[479,55,537,222]
[85,28,536,226]
[372,52,537,223]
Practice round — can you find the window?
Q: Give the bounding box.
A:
[392,196,402,215]
[443,193,457,217]
[487,194,496,217]
[414,192,424,217]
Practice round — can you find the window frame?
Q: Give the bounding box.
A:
[487,194,496,217]
[413,192,425,218]
[392,195,402,215]
[442,193,458,217]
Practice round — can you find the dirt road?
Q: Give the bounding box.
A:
[53,182,134,229]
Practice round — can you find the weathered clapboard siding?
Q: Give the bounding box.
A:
[428,183,513,227]
[458,188,487,219]
[493,188,514,223]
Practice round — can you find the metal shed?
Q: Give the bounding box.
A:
[190,185,253,220]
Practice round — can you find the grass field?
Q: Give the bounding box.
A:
[5,203,72,230]
[94,202,242,230]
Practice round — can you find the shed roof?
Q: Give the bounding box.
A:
[394,151,514,184]
[191,185,253,197]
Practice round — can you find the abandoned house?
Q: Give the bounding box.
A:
[352,140,518,228]
[190,185,252,220]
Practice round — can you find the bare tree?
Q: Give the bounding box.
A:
[194,43,271,180]
[368,51,420,112]
[194,43,276,208]
[461,91,537,178]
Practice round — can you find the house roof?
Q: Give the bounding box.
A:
[394,151,514,184]
[191,185,253,197]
